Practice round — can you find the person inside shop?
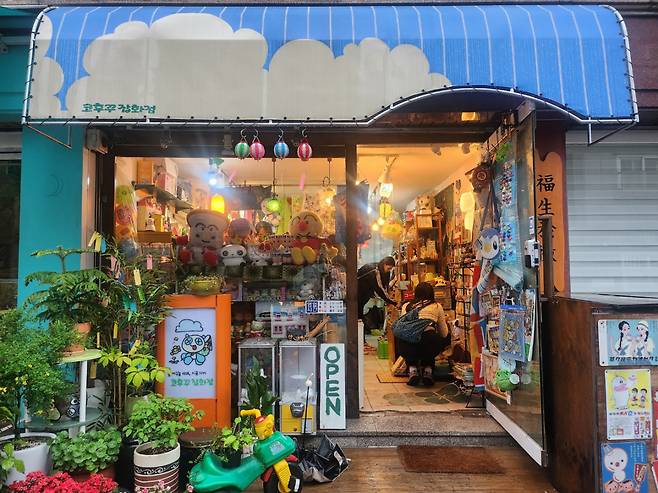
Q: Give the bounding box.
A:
[397,282,449,387]
[357,256,397,342]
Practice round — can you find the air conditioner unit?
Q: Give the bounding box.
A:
[85,129,108,155]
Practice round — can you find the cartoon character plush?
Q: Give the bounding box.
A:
[221,244,247,266]
[603,444,628,483]
[227,218,253,245]
[289,211,338,265]
[178,209,229,266]
[247,243,271,266]
[260,199,281,230]
[181,333,212,365]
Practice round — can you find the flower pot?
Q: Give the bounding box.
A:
[66,322,91,354]
[0,432,55,486]
[69,464,115,483]
[134,442,180,493]
[116,436,139,491]
[188,278,221,296]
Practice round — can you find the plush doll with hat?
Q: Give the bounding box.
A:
[289,211,337,265]
[177,209,229,267]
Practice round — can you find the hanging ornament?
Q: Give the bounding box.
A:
[274,131,290,160]
[250,136,265,161]
[234,132,250,159]
[379,201,392,219]
[266,197,282,213]
[297,130,312,161]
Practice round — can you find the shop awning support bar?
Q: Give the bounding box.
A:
[25,123,72,149]
[587,121,637,146]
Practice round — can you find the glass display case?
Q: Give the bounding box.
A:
[278,339,317,435]
[237,337,277,409]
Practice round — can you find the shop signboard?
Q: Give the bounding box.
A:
[163,308,217,399]
[305,300,344,314]
[320,343,346,430]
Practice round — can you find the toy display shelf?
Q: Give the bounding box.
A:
[134,183,193,212]
[25,349,104,437]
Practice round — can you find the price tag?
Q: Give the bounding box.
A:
[133,269,142,286]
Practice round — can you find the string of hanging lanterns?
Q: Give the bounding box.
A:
[232,128,312,161]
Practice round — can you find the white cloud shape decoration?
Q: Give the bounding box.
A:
[175,319,204,333]
[31,12,451,121]
[29,16,66,118]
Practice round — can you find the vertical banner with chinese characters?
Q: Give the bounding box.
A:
[535,151,567,294]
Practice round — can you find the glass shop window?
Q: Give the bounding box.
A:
[0,151,20,309]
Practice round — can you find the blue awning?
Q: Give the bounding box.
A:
[25,5,637,124]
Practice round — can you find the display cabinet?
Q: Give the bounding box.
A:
[278,339,318,435]
[237,338,277,411]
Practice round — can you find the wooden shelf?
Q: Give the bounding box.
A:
[134,183,193,212]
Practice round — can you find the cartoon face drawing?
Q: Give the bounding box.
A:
[604,480,621,493]
[604,447,628,483]
[612,376,629,409]
[186,209,229,251]
[181,334,212,366]
[476,228,501,261]
[618,480,637,493]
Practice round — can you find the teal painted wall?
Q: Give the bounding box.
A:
[17,126,84,304]
[0,44,30,122]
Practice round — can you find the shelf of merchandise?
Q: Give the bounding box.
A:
[134,183,193,212]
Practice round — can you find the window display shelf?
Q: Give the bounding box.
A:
[134,183,193,212]
[24,407,106,432]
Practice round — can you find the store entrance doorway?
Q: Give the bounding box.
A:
[354,108,545,465]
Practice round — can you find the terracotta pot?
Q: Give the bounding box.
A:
[1,432,55,486]
[66,322,91,354]
[134,442,180,493]
[68,465,115,483]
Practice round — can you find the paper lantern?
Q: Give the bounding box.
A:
[379,202,392,219]
[274,140,290,160]
[380,182,394,198]
[297,139,313,161]
[234,139,250,159]
[266,197,281,213]
[459,191,475,212]
[210,194,225,213]
[250,137,265,161]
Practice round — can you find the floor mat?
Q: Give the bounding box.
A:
[397,446,504,474]
[377,372,408,383]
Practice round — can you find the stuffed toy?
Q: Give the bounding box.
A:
[220,244,247,266]
[177,209,229,266]
[227,218,253,245]
[289,211,338,265]
[260,198,281,230]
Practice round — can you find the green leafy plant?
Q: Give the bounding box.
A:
[0,310,75,441]
[210,417,256,464]
[244,359,278,416]
[50,428,121,474]
[1,442,25,485]
[24,246,109,326]
[123,394,203,452]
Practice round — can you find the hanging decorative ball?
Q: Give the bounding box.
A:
[274,140,290,160]
[297,138,313,161]
[234,138,250,159]
[250,137,265,161]
[266,196,282,213]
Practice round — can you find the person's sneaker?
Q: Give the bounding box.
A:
[422,366,434,387]
[407,366,420,387]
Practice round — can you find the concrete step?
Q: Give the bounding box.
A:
[302,410,513,448]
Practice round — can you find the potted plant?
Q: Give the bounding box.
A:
[24,246,109,353]
[123,394,203,491]
[50,428,121,481]
[0,310,76,486]
[243,358,279,416]
[210,417,256,469]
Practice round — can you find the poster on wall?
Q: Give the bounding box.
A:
[598,319,658,366]
[482,352,511,404]
[600,441,649,493]
[498,305,526,362]
[164,308,216,399]
[605,369,652,440]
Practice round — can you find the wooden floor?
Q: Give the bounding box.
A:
[247,447,557,492]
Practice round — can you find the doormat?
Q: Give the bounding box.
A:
[397,446,504,474]
[377,372,408,383]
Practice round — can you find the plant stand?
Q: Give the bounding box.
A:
[25,349,103,437]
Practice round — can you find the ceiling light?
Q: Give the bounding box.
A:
[377,217,386,226]
[371,222,380,232]
[211,194,225,213]
[208,175,218,186]
[461,112,479,122]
